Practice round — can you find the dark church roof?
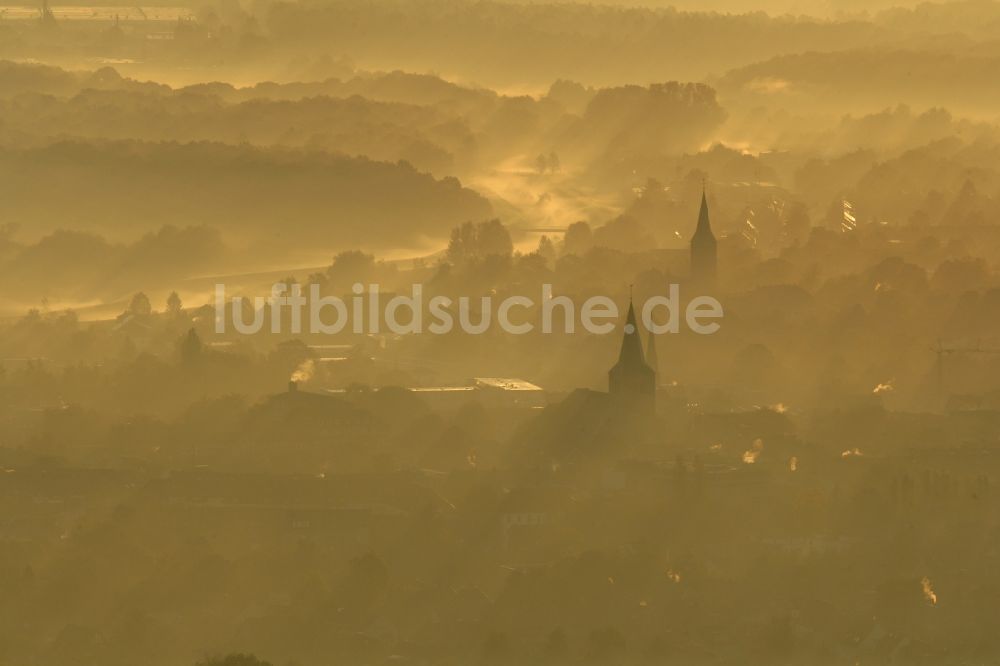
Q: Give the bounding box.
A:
[604,291,657,421]
[645,327,659,374]
[691,190,716,243]
[614,299,647,369]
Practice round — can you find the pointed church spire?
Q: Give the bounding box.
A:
[616,295,645,366]
[690,187,718,287]
[608,292,656,414]
[693,187,714,240]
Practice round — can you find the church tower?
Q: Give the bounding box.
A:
[608,297,656,414]
[690,190,717,287]
[645,328,659,377]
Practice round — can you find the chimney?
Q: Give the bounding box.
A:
[288,380,298,393]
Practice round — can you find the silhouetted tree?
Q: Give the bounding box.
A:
[326,250,376,289]
[563,221,593,256]
[447,219,513,264]
[547,151,561,173]
[535,153,550,174]
[537,235,557,264]
[126,292,152,318]
[179,328,202,364]
[166,291,183,316]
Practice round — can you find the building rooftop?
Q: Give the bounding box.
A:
[474,377,544,392]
